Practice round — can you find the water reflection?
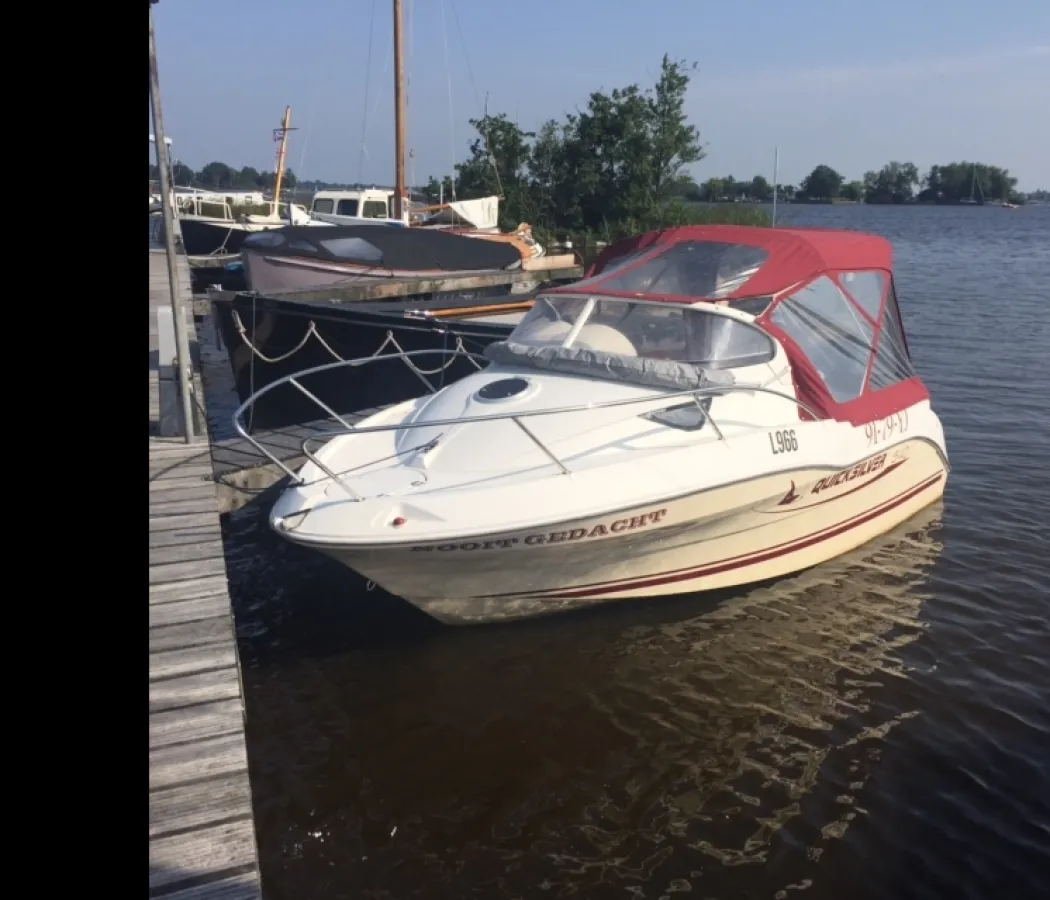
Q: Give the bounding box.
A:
[231,501,944,899]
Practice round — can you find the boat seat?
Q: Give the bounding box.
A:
[573,323,637,356]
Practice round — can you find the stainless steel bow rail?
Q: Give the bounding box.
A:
[232,349,823,501]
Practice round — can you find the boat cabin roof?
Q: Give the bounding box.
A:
[549,224,893,306]
[241,223,522,271]
[312,188,394,200]
[501,227,928,426]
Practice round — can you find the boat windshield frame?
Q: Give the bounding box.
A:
[505,293,778,372]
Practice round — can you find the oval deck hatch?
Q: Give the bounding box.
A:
[476,377,530,401]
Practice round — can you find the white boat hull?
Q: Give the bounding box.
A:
[289,437,947,624]
[253,225,951,627]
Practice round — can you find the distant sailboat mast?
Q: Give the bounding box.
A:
[393,0,407,222]
[960,163,980,205]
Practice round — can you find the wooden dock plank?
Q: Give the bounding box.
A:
[145,588,229,617]
[150,248,260,898]
[150,776,254,837]
[150,700,245,749]
[149,664,243,713]
[150,496,228,518]
[150,512,222,533]
[149,473,218,493]
[149,450,215,469]
[150,525,225,551]
[149,465,216,482]
[148,438,213,455]
[149,821,259,891]
[150,872,261,900]
[149,597,233,628]
[150,617,234,653]
[150,458,217,475]
[150,732,250,790]
[151,644,237,680]
[149,467,216,484]
[149,556,230,585]
[151,541,229,567]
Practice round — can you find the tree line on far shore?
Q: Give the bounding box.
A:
[148,160,300,194]
[417,56,1035,227]
[677,162,1028,206]
[151,57,1041,245]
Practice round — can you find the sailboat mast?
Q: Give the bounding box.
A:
[393,0,407,221]
[272,106,294,207]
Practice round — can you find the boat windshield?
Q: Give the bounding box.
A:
[572,239,769,298]
[508,296,775,370]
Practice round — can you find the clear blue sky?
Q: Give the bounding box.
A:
[149,0,1050,190]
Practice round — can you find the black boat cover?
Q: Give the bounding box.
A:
[241,224,523,272]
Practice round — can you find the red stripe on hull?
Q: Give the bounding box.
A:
[487,473,944,602]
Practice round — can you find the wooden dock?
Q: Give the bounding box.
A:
[149,250,262,899]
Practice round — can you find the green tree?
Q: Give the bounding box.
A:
[749,175,773,202]
[917,161,1017,204]
[236,166,261,189]
[798,164,844,200]
[863,161,919,204]
[254,168,298,194]
[421,175,456,204]
[453,112,535,229]
[667,174,703,202]
[643,56,705,204]
[443,55,710,237]
[171,162,195,185]
[527,118,573,225]
[197,161,234,189]
[721,175,743,201]
[698,177,724,201]
[839,180,864,202]
[149,161,196,186]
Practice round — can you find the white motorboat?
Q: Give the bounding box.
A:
[237,225,949,625]
[177,198,329,257]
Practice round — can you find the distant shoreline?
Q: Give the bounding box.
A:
[684,199,1045,208]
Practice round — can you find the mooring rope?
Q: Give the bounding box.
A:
[230,307,483,375]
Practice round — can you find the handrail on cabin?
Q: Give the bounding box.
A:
[231,349,821,500]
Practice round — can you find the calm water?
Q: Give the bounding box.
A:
[217,204,1050,900]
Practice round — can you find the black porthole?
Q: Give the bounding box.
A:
[476,377,530,401]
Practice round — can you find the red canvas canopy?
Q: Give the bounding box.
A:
[552,224,893,304]
[551,225,926,425]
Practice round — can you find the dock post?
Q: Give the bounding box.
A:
[149,1,195,443]
[156,305,204,437]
